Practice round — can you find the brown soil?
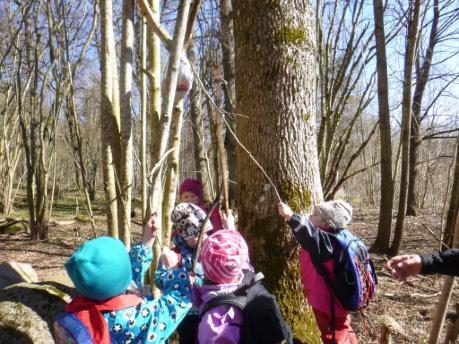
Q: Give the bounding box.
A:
[0,207,457,343]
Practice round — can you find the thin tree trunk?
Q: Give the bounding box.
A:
[234,1,322,341]
[99,0,120,237]
[390,0,421,256]
[162,103,184,244]
[150,0,191,215]
[140,15,148,222]
[443,139,459,249]
[220,0,237,206]
[118,0,135,246]
[189,47,212,202]
[428,209,459,344]
[371,0,394,254]
[407,0,439,216]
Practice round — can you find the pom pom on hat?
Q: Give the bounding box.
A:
[317,199,353,230]
[179,178,203,201]
[200,229,249,284]
[65,236,132,300]
[171,203,213,241]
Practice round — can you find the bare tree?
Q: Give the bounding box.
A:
[371,0,394,253]
[390,0,422,255]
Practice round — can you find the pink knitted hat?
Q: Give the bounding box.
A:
[179,178,203,201]
[200,229,249,284]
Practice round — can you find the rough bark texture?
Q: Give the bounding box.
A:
[390,0,421,256]
[371,0,394,253]
[234,1,322,341]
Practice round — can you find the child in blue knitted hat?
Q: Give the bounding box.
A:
[57,213,192,344]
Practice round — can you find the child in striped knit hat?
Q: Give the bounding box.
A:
[192,211,253,344]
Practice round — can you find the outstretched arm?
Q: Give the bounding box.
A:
[277,202,334,261]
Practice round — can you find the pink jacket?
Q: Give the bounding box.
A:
[287,214,348,318]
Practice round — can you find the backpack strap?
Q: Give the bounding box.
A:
[199,270,265,319]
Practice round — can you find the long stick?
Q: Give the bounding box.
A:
[192,184,223,273]
[189,63,282,202]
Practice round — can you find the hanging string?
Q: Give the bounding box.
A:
[189,63,282,203]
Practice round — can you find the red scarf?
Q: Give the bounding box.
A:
[66,294,142,344]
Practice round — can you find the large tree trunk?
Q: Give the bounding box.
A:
[99,0,121,237]
[407,0,439,216]
[118,0,135,246]
[220,0,237,206]
[234,1,322,342]
[390,0,421,256]
[371,0,394,254]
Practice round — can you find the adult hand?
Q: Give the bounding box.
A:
[142,212,158,247]
[277,202,293,221]
[385,254,423,282]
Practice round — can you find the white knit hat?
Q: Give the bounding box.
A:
[317,200,352,230]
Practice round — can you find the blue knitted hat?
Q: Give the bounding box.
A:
[65,236,132,300]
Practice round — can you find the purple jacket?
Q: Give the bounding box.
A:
[193,283,243,344]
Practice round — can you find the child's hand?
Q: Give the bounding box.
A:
[142,212,158,247]
[277,202,293,221]
[222,209,236,230]
[385,254,423,282]
[161,247,180,270]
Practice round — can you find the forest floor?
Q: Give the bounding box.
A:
[0,196,457,343]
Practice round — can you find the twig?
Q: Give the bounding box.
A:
[192,184,223,273]
[189,63,282,202]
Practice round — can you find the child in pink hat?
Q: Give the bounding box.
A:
[179,178,223,232]
[192,212,252,344]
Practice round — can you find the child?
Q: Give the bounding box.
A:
[277,200,357,344]
[179,178,223,231]
[193,226,250,344]
[158,202,214,344]
[60,213,192,344]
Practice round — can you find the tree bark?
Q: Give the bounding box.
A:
[150,0,191,214]
[407,0,439,216]
[188,47,212,202]
[99,0,121,237]
[234,1,322,341]
[428,208,459,344]
[220,0,237,206]
[443,139,459,249]
[118,0,135,246]
[371,0,394,254]
[390,0,422,256]
[162,103,184,244]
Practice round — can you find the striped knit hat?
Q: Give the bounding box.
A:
[200,229,249,284]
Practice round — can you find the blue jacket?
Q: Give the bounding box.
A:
[106,242,192,343]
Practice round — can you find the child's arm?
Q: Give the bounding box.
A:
[129,213,158,287]
[277,202,334,261]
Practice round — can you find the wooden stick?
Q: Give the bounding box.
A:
[192,184,223,273]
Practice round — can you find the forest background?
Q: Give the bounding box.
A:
[0,0,458,343]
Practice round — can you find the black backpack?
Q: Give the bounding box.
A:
[200,270,293,344]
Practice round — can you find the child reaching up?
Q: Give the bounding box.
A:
[157,202,214,344]
[277,200,357,344]
[56,213,192,344]
[179,178,223,231]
